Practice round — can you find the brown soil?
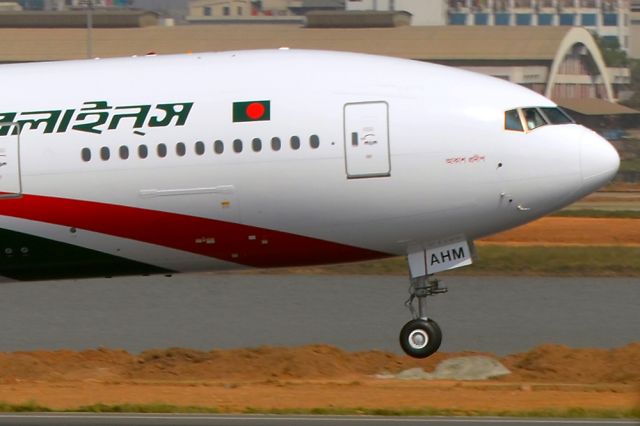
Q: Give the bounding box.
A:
[479,217,640,245]
[0,344,638,413]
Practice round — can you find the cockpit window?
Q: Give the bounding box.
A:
[505,106,574,133]
[539,107,574,124]
[505,109,524,132]
[522,108,547,130]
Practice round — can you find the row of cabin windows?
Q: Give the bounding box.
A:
[81,135,321,162]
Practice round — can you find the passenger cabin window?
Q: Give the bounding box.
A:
[214,140,224,154]
[81,148,91,162]
[290,136,300,150]
[505,109,523,132]
[119,145,129,160]
[309,134,320,149]
[157,143,167,158]
[540,107,573,124]
[233,139,243,153]
[195,141,205,155]
[252,138,262,152]
[100,147,110,161]
[138,144,148,159]
[176,142,186,157]
[271,137,281,151]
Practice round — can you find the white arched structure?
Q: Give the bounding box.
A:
[545,27,614,102]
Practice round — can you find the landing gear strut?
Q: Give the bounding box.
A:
[399,276,447,358]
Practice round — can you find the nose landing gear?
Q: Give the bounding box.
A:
[400,276,447,358]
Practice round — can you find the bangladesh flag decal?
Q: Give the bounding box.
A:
[233,100,270,122]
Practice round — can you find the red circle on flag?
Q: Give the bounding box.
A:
[246,102,265,120]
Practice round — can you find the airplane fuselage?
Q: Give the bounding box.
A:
[0,49,619,282]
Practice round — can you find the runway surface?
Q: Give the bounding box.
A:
[0,414,636,426]
[0,274,638,354]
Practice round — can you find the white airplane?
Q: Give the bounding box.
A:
[0,49,619,358]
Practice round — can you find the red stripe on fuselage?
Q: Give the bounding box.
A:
[0,194,389,268]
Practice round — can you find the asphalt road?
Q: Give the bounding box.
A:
[0,414,636,426]
[0,274,638,354]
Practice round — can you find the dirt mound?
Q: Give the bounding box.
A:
[0,344,639,384]
[116,345,470,381]
[502,343,640,384]
[0,348,131,381]
[480,217,640,245]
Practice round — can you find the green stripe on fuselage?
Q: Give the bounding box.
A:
[0,228,171,281]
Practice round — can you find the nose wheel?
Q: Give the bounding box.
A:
[399,318,442,358]
[400,276,446,358]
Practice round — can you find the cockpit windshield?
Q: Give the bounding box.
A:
[504,107,574,132]
[523,108,546,130]
[539,107,574,124]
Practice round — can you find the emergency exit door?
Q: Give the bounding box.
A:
[344,101,390,178]
[0,122,22,198]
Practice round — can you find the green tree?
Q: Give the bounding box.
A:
[621,59,640,109]
[590,33,640,109]
[591,33,628,67]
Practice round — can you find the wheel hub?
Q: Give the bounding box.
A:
[408,329,429,349]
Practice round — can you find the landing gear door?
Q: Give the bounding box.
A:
[344,101,390,179]
[0,122,21,198]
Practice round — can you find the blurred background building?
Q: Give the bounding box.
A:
[185,0,345,24]
[13,0,131,9]
[347,0,631,52]
[346,0,447,25]
[0,0,637,162]
[631,0,640,57]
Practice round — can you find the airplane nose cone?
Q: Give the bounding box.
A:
[581,131,620,192]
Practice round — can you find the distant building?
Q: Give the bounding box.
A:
[631,0,640,57]
[289,0,344,15]
[447,0,631,53]
[188,0,251,18]
[16,0,43,8]
[20,0,132,10]
[262,0,296,14]
[126,1,184,20]
[345,1,632,53]
[306,10,411,27]
[555,97,639,132]
[0,9,158,27]
[0,1,22,11]
[345,0,447,25]
[186,0,305,23]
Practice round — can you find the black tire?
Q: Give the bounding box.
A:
[399,318,442,358]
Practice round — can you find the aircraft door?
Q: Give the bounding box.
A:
[0,123,21,198]
[343,101,390,178]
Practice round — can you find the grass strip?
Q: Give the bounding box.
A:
[73,403,219,413]
[281,246,640,277]
[0,402,637,419]
[245,406,640,419]
[0,401,51,412]
[465,245,640,276]
[620,159,640,173]
[551,209,640,218]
